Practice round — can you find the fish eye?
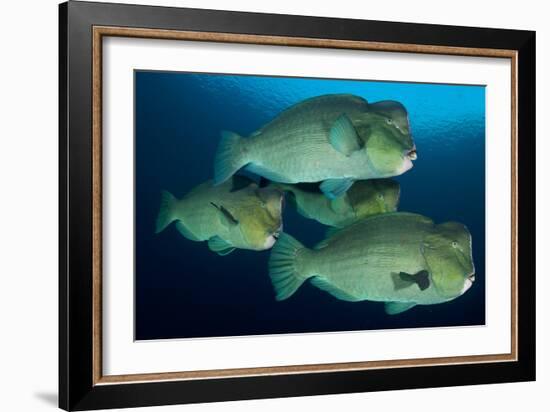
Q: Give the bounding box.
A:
[377,193,384,200]
[451,241,458,248]
[386,118,393,124]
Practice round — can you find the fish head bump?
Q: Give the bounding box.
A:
[239,187,284,250]
[348,179,400,218]
[421,222,475,300]
[355,104,416,177]
[369,100,411,135]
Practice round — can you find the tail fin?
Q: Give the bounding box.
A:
[213,131,248,185]
[156,190,177,233]
[268,233,311,301]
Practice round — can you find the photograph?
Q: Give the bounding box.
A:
[136,71,485,340]
[0,0,543,409]
[53,1,536,410]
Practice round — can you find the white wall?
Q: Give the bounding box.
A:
[0,1,545,411]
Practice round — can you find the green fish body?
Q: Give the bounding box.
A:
[156,178,283,255]
[214,94,416,199]
[268,213,475,314]
[276,179,400,228]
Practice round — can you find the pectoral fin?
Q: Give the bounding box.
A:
[207,236,236,255]
[384,302,416,315]
[320,178,354,199]
[330,195,352,214]
[210,202,239,228]
[391,270,430,291]
[329,114,362,156]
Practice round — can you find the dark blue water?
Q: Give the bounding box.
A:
[135,71,485,340]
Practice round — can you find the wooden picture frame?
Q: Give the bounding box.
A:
[59,1,535,410]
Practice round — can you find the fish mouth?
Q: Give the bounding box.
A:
[264,226,282,249]
[397,146,416,174]
[263,234,278,249]
[398,156,414,174]
[461,272,476,295]
[271,224,283,241]
[461,278,473,295]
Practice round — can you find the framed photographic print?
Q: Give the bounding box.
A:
[59,1,535,410]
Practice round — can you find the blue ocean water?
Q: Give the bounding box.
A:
[135,71,485,340]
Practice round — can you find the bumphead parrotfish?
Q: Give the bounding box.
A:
[275,179,400,228]
[156,177,284,255]
[268,212,475,314]
[213,94,416,199]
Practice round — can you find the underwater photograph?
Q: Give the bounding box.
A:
[135,71,485,340]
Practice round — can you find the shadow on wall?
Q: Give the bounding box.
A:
[34,392,58,407]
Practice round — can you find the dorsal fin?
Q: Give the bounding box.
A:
[315,213,433,250]
[314,225,352,249]
[250,94,368,136]
[183,181,212,198]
